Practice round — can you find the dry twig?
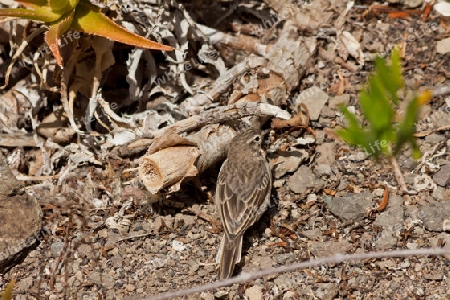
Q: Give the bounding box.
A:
[146,248,450,300]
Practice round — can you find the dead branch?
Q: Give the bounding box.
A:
[148,247,450,300]
[112,102,290,157]
[139,145,200,194]
[154,102,290,137]
[0,133,44,148]
[180,55,267,115]
[137,100,292,194]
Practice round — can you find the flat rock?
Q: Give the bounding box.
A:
[309,240,353,257]
[283,291,296,300]
[374,202,405,249]
[296,87,329,120]
[252,255,276,270]
[0,153,42,273]
[432,186,450,201]
[424,133,446,144]
[272,150,307,179]
[419,201,450,232]
[315,143,336,165]
[88,272,115,289]
[437,37,450,54]
[200,292,215,300]
[433,165,450,187]
[315,283,339,300]
[328,94,350,110]
[301,228,322,241]
[274,274,295,291]
[315,164,332,176]
[174,213,197,228]
[325,192,372,222]
[287,165,324,195]
[245,285,263,300]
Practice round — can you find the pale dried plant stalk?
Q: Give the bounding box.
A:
[138,124,236,194]
[137,101,291,194]
[147,247,450,300]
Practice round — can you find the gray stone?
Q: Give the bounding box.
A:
[315,143,336,165]
[374,231,397,250]
[200,292,215,300]
[274,274,296,290]
[50,241,64,257]
[437,37,450,54]
[88,272,115,289]
[174,213,197,228]
[337,179,349,191]
[287,166,325,195]
[111,255,123,268]
[315,283,339,300]
[328,94,350,110]
[259,256,276,270]
[433,165,450,187]
[283,291,297,300]
[374,205,404,229]
[272,151,307,179]
[424,271,444,280]
[301,228,322,241]
[315,164,332,176]
[419,201,450,232]
[214,290,229,299]
[105,231,122,248]
[319,106,335,118]
[315,130,327,144]
[374,205,405,249]
[54,282,64,293]
[245,285,263,300]
[432,186,450,201]
[77,243,95,259]
[296,87,329,120]
[404,173,416,185]
[309,240,352,257]
[15,275,33,292]
[275,252,296,264]
[390,194,404,207]
[424,133,446,144]
[325,193,372,222]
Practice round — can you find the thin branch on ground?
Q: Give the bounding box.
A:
[390,156,416,195]
[145,247,450,300]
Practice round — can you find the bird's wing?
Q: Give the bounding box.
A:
[215,158,271,240]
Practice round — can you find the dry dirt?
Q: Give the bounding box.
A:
[0,0,450,299]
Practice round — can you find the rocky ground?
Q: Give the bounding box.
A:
[0,0,450,299]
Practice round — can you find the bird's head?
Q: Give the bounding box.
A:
[229,128,263,155]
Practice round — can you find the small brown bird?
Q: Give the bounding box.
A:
[215,127,272,279]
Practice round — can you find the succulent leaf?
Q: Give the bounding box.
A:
[0,0,173,66]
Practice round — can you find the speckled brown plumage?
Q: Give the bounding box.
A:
[215,128,272,280]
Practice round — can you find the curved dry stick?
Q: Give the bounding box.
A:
[146,247,450,300]
[391,156,416,195]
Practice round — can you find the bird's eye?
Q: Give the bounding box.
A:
[253,136,260,142]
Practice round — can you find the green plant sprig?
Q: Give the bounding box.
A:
[336,48,431,160]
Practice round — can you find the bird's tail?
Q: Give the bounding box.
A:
[216,234,243,280]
